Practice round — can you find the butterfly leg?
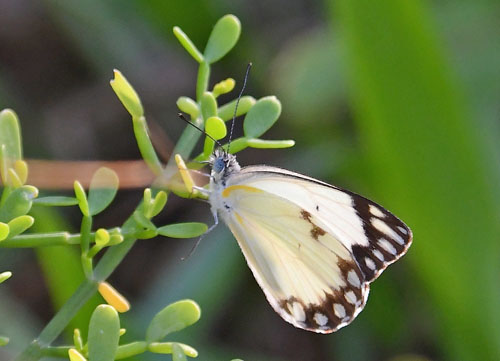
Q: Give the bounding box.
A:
[181,210,218,260]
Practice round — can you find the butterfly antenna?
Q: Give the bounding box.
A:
[227,62,252,154]
[178,113,223,148]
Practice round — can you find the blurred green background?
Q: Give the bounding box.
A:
[1,0,500,360]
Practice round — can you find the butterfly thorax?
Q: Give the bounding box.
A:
[208,148,241,219]
[209,148,241,186]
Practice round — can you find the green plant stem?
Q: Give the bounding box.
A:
[40,345,71,357]
[14,237,136,361]
[15,61,211,361]
[0,229,136,248]
[0,232,79,247]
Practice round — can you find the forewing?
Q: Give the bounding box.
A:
[222,186,369,333]
[230,166,413,282]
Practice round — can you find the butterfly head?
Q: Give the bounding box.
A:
[210,148,240,184]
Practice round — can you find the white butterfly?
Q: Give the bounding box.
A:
[206,148,412,333]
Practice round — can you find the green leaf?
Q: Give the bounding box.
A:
[204,15,241,64]
[110,70,144,119]
[88,167,119,216]
[94,228,110,247]
[0,271,12,284]
[33,196,79,206]
[88,305,120,361]
[0,109,22,185]
[73,181,89,217]
[204,116,227,155]
[115,341,148,359]
[148,342,197,358]
[200,92,217,120]
[176,97,199,119]
[133,211,156,230]
[157,222,207,239]
[205,116,227,140]
[172,343,188,361]
[145,299,201,342]
[218,96,256,121]
[0,222,9,241]
[246,139,295,149]
[149,191,168,218]
[243,96,282,138]
[73,329,83,351]
[222,137,248,154]
[213,78,235,97]
[7,215,34,238]
[173,26,204,63]
[0,185,38,222]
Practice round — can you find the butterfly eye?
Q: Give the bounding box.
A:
[213,158,225,173]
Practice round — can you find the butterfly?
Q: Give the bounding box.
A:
[206,147,412,333]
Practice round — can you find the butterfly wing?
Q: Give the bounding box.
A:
[219,166,412,332]
[228,166,413,282]
[221,185,369,333]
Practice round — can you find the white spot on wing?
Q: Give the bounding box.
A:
[333,303,346,319]
[314,312,328,326]
[372,218,405,245]
[290,302,306,322]
[369,204,385,218]
[365,257,376,270]
[373,249,384,261]
[378,238,397,255]
[398,225,408,235]
[345,290,357,304]
[347,270,361,287]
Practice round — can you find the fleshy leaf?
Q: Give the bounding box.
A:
[88,305,120,361]
[33,196,79,206]
[0,185,38,222]
[73,329,83,351]
[146,299,201,342]
[205,116,227,140]
[115,341,148,359]
[213,78,235,97]
[200,92,217,120]
[172,343,188,361]
[243,96,282,138]
[68,349,87,361]
[73,181,89,217]
[246,139,295,149]
[0,109,22,185]
[7,215,34,238]
[13,160,28,185]
[157,223,207,239]
[204,15,241,64]
[148,342,198,358]
[110,70,144,119]
[150,191,168,218]
[173,26,204,63]
[98,282,130,313]
[218,96,256,121]
[177,97,199,119]
[222,137,248,154]
[95,228,110,247]
[88,167,119,216]
[0,271,12,284]
[0,222,9,242]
